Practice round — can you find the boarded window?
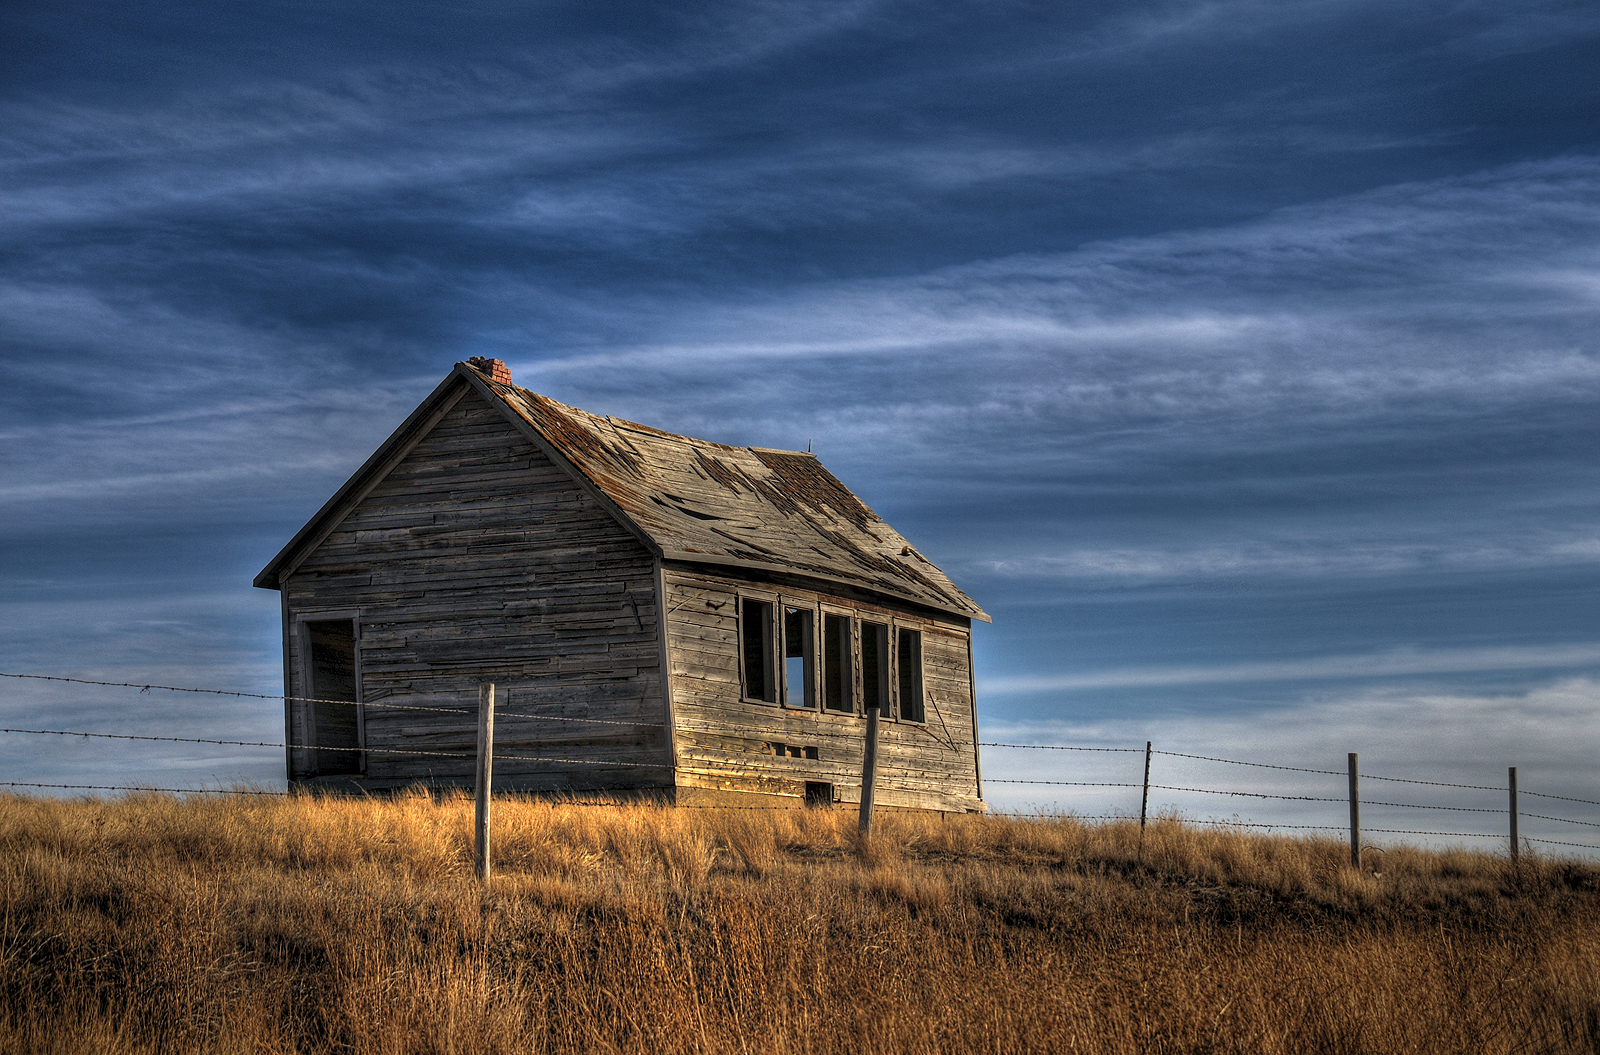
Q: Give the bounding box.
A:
[783,606,814,708]
[861,621,889,715]
[822,613,852,712]
[741,598,776,703]
[897,627,924,723]
[306,619,361,774]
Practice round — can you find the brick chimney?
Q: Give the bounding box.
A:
[466,357,512,385]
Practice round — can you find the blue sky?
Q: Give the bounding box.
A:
[2,1,1598,841]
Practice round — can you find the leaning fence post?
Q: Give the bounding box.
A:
[858,703,880,836]
[1139,741,1152,831]
[1509,766,1518,864]
[475,682,495,882]
[1348,753,1361,869]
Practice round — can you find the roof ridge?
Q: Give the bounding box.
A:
[746,445,814,457]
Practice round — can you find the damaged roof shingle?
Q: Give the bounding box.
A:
[481,370,987,621]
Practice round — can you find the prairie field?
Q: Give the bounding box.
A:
[1,791,1597,1054]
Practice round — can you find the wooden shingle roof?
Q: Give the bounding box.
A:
[256,362,988,622]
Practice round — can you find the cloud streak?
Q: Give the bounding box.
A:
[982,642,1600,694]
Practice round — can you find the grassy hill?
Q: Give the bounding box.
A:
[1,791,1597,1054]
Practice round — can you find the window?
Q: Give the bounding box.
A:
[897,627,924,723]
[783,605,815,708]
[860,621,889,716]
[304,618,361,774]
[741,598,776,703]
[744,601,933,726]
[822,613,853,712]
[804,782,834,808]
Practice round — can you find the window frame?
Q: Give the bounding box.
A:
[737,590,780,706]
[779,598,819,710]
[892,621,927,725]
[291,608,366,774]
[858,617,892,720]
[819,605,856,715]
[734,593,945,729]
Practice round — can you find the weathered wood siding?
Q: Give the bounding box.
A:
[663,563,982,812]
[282,389,669,791]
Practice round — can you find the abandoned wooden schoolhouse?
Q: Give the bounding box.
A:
[254,358,990,812]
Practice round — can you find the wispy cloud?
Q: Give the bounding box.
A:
[979,534,1600,582]
[982,642,1600,694]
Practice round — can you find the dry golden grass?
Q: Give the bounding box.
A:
[1,790,1598,1054]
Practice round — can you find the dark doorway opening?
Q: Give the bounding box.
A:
[804,781,834,809]
[306,619,361,774]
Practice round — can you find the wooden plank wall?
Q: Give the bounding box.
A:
[283,390,670,792]
[663,564,983,812]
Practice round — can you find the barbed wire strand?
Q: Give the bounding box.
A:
[984,779,1140,787]
[1152,750,1342,775]
[1362,828,1500,838]
[1519,789,1600,808]
[1,670,676,729]
[1148,784,1342,802]
[1364,800,1507,814]
[989,812,1132,820]
[1361,773,1502,792]
[0,726,669,769]
[0,724,992,788]
[0,671,1024,744]
[979,743,1142,752]
[1523,812,1600,830]
[1524,836,1600,851]
[0,781,283,797]
[1187,819,1348,831]
[1,671,376,709]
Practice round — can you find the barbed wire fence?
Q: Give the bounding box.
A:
[2,671,1598,858]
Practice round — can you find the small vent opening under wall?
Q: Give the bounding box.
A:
[804,782,835,808]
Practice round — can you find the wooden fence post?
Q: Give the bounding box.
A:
[1139,741,1152,831]
[1348,753,1361,869]
[858,704,880,836]
[475,682,495,882]
[1509,766,1518,864]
